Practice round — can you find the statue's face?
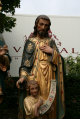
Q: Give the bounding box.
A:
[37,18,49,38]
[30,84,38,97]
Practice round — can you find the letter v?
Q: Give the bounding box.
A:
[13,47,21,52]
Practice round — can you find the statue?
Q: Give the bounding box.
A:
[0,33,11,103]
[16,15,65,119]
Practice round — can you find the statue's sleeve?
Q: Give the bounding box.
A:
[50,39,59,65]
[50,39,65,118]
[24,97,36,118]
[19,39,35,79]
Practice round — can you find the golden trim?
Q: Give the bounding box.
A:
[25,60,30,67]
[27,43,33,51]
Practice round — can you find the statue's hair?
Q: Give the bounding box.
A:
[33,15,51,37]
[27,80,38,87]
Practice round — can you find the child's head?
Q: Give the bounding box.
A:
[27,80,39,97]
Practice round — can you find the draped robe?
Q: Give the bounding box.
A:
[19,37,65,119]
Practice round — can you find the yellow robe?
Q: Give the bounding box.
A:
[27,37,57,100]
[24,96,43,119]
[20,37,65,119]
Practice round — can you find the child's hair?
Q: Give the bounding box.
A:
[27,80,39,96]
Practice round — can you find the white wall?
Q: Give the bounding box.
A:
[3,15,80,77]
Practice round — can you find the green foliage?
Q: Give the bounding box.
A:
[1,0,20,15]
[64,55,80,119]
[0,0,20,33]
[65,55,80,79]
[0,13,16,33]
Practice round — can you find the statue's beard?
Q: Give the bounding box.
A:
[37,30,48,38]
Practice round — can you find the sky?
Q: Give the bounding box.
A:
[15,0,80,16]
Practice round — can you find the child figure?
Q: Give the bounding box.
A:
[24,80,43,119]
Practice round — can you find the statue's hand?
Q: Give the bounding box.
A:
[16,77,25,89]
[0,45,8,55]
[34,99,43,117]
[39,44,53,54]
[0,64,7,71]
[36,99,43,109]
[0,48,6,55]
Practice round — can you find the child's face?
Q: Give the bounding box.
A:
[30,84,38,97]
